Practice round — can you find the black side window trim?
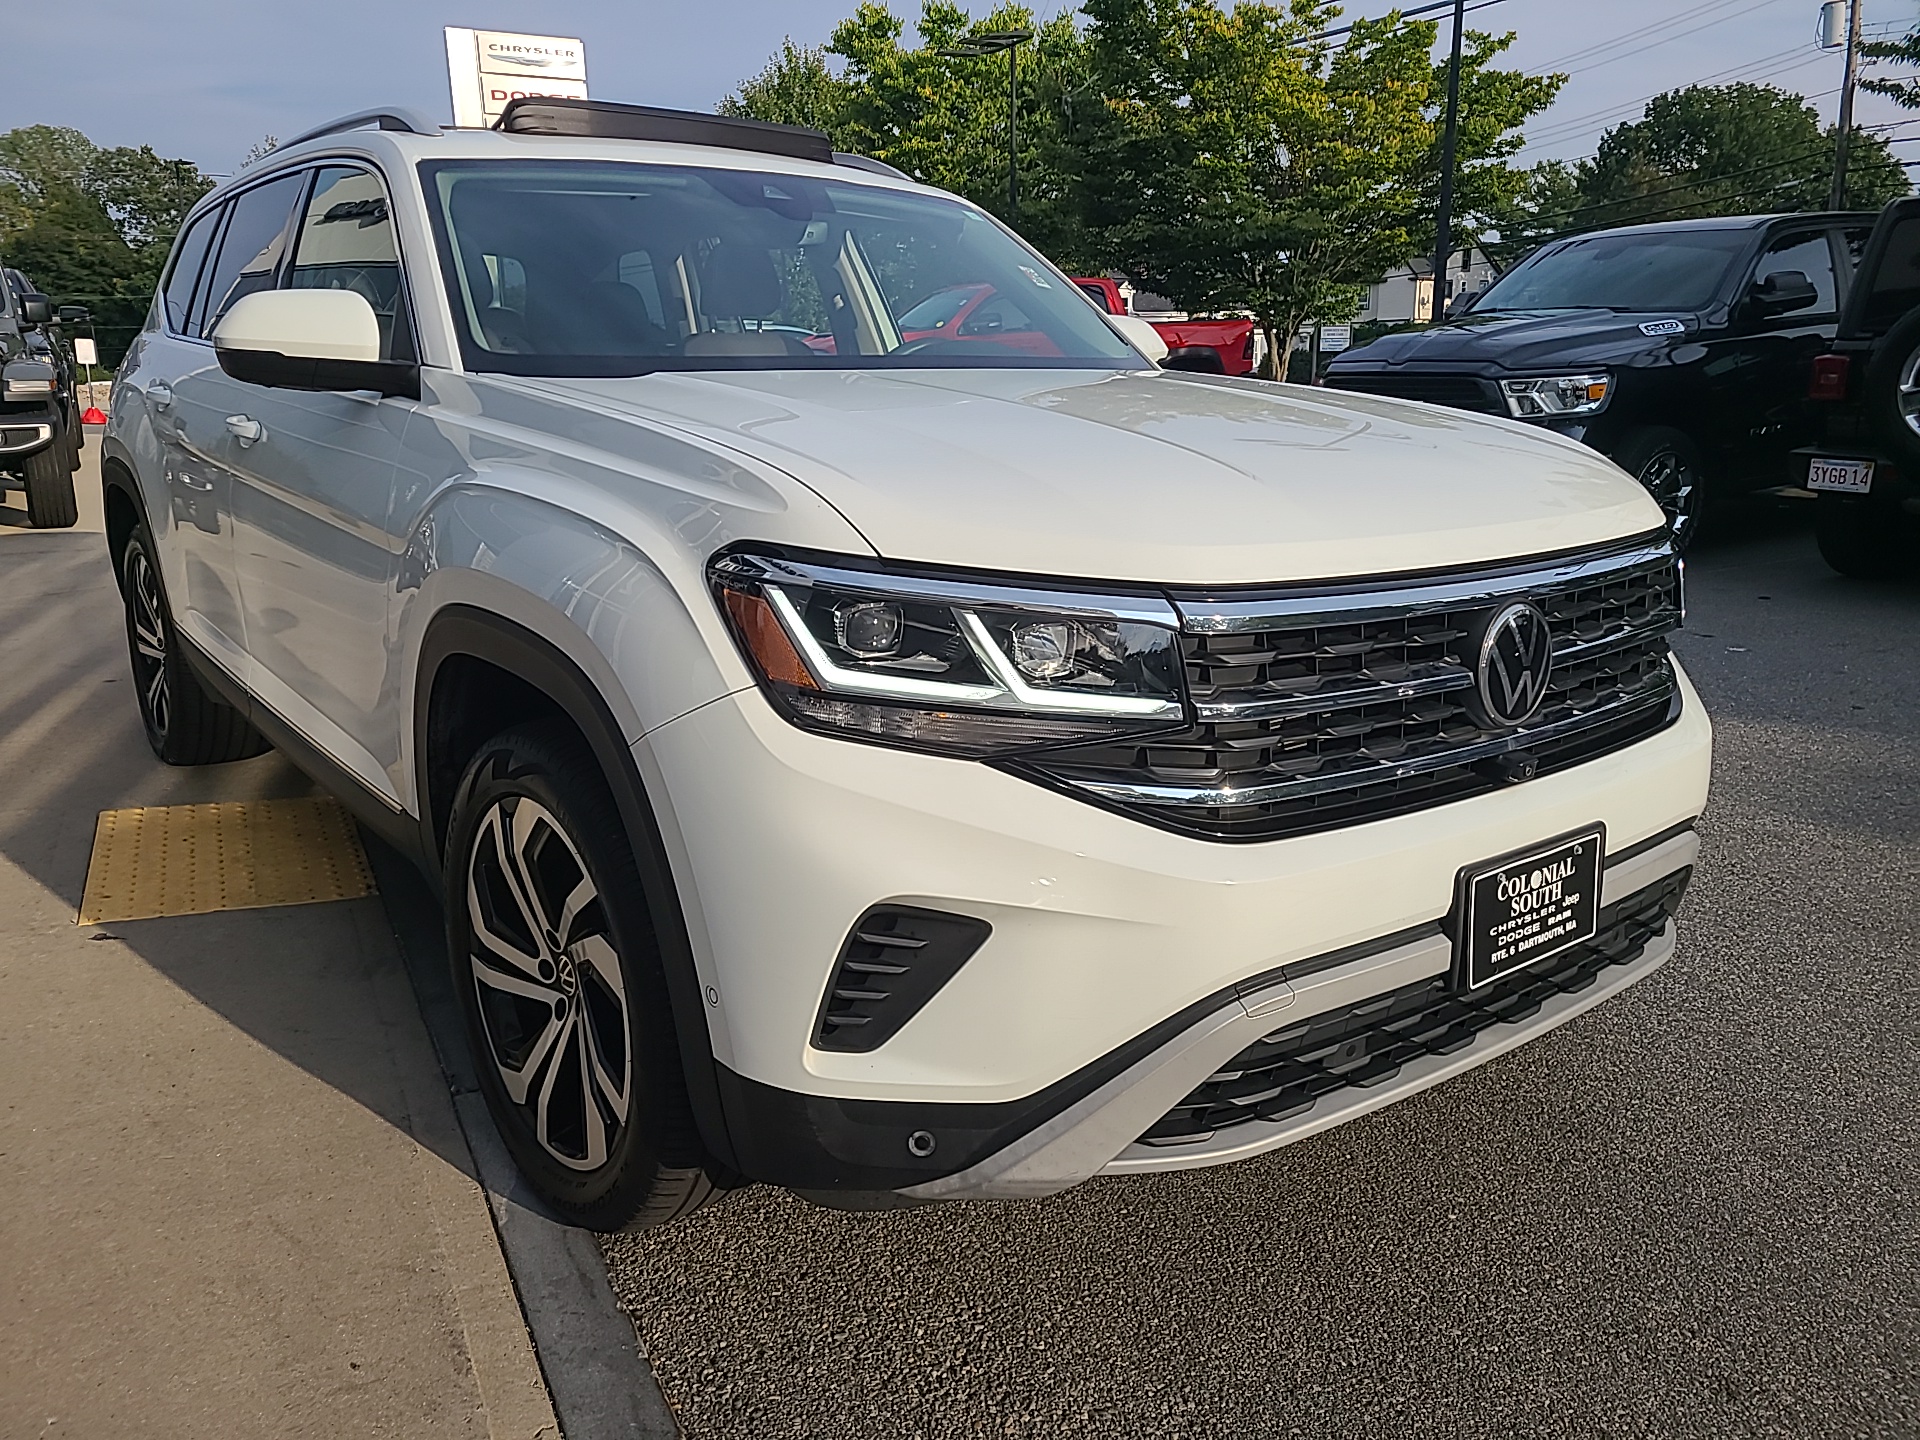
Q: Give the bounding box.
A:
[159,205,222,338]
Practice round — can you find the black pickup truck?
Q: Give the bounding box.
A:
[0,266,87,527]
[1326,213,1878,550]
[1797,197,1920,577]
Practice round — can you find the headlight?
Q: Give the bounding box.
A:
[2,360,55,400]
[710,551,1187,757]
[1501,373,1612,419]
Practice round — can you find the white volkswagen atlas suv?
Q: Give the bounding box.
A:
[101,98,1711,1229]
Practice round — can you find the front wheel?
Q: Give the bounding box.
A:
[1608,426,1709,552]
[445,722,721,1231]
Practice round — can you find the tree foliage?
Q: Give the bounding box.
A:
[719,39,853,137]
[0,124,212,365]
[1516,83,1907,242]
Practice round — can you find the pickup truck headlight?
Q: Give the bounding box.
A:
[2,360,56,400]
[1501,373,1612,419]
[710,551,1187,757]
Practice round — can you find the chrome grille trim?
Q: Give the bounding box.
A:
[1064,679,1675,809]
[1172,536,1674,634]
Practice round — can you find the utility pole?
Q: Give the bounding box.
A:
[1430,0,1467,323]
[1830,0,1864,209]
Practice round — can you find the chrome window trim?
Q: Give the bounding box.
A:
[1172,536,1676,634]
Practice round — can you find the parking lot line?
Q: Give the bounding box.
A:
[77,795,375,924]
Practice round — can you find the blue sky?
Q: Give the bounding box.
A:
[7,0,1914,176]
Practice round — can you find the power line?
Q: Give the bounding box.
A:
[1295,0,1508,48]
[1524,0,1796,78]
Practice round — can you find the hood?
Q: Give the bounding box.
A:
[511,367,1665,586]
[1333,308,1691,372]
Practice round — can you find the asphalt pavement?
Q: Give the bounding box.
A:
[601,497,1920,1440]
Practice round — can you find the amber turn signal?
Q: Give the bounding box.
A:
[723,588,818,689]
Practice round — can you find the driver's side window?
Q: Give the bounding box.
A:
[1751,232,1838,317]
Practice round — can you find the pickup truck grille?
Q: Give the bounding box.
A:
[1015,538,1682,842]
[1323,371,1503,414]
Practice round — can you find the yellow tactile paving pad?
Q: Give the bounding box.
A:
[77,798,376,925]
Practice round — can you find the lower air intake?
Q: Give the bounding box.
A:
[812,906,992,1053]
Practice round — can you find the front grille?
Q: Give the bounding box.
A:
[1138,867,1692,1145]
[1019,539,1681,842]
[1325,370,1503,414]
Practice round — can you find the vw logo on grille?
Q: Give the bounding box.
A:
[1467,601,1554,728]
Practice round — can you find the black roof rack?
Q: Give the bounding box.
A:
[496,97,834,164]
[282,107,442,148]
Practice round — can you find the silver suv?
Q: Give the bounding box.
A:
[102,101,1711,1230]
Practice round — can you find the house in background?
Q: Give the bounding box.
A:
[1357,248,1498,324]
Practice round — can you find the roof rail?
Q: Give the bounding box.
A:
[496,97,835,163]
[833,152,911,181]
[280,108,442,150]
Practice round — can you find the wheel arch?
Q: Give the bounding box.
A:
[414,604,740,1174]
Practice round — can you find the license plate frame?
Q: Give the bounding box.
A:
[1807,456,1875,494]
[1455,826,1606,991]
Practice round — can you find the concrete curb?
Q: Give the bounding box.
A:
[363,834,682,1440]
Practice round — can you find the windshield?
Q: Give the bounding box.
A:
[1473,228,1752,313]
[421,160,1137,376]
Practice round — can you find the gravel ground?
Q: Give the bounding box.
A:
[603,500,1920,1440]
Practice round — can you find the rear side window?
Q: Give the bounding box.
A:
[1751,232,1837,315]
[192,171,307,339]
[161,207,220,333]
[286,165,413,362]
[1857,214,1920,335]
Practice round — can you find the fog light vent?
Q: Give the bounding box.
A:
[812,905,992,1053]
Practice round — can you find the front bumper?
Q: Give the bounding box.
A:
[640,660,1711,1196]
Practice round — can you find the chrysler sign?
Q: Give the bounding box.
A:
[446,27,588,128]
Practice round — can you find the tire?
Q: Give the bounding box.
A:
[1607,426,1710,552]
[1815,496,1914,579]
[120,524,270,765]
[22,440,77,529]
[1861,306,1920,470]
[445,721,720,1231]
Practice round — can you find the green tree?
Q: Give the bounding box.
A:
[1063,0,1558,371]
[720,39,854,138]
[1567,83,1906,231]
[0,125,211,365]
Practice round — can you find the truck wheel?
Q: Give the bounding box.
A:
[22,441,78,528]
[1815,497,1913,579]
[1608,426,1709,552]
[120,523,270,764]
[445,721,721,1231]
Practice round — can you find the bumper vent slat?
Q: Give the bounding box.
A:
[813,906,993,1053]
[1138,869,1693,1145]
[1017,543,1683,842]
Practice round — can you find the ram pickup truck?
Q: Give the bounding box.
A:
[1,267,87,527]
[1072,276,1266,375]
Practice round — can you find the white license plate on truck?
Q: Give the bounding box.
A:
[1807,457,1874,494]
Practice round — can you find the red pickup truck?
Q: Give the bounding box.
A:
[1070,277,1267,376]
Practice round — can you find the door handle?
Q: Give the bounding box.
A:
[146,380,173,410]
[225,414,263,446]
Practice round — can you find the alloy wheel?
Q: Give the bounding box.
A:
[465,795,632,1171]
[127,548,171,740]
[1636,449,1699,545]
[1896,345,1920,439]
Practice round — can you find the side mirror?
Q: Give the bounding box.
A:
[1748,269,1820,319]
[1108,313,1170,363]
[56,305,91,326]
[19,293,53,326]
[212,289,418,399]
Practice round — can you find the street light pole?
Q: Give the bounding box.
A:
[937,30,1033,223]
[1830,0,1863,210]
[1430,0,1466,322]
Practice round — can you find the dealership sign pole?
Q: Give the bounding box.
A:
[445,28,589,128]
